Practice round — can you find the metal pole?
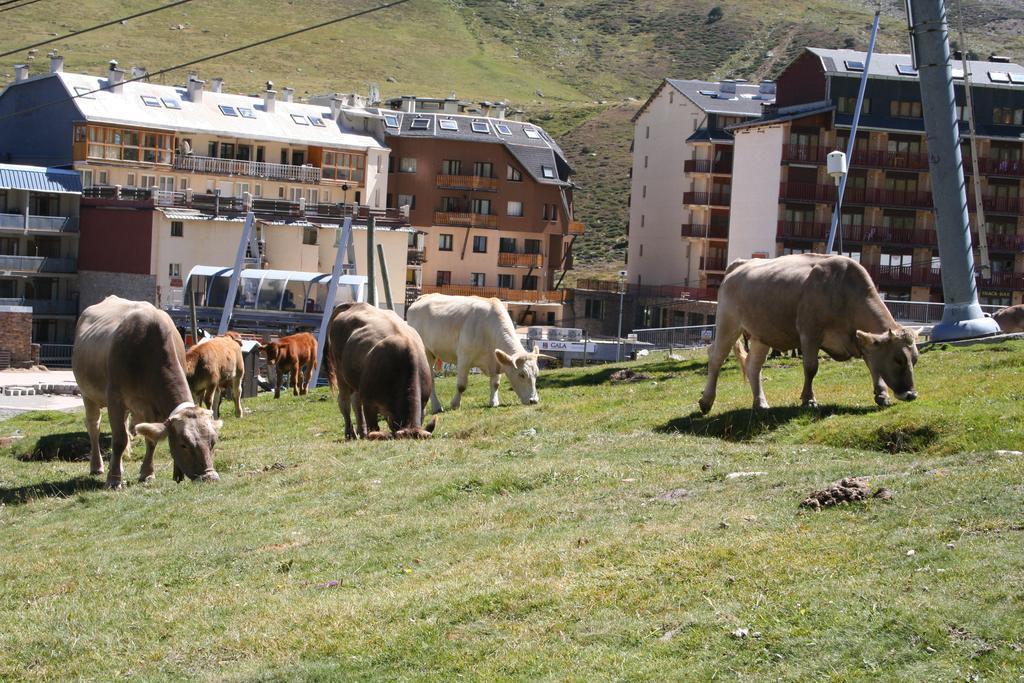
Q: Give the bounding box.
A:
[616,284,625,362]
[908,0,1000,340]
[366,215,377,307]
[826,10,881,253]
[189,286,199,347]
[217,211,255,335]
[310,216,353,388]
[582,332,589,366]
[376,242,394,311]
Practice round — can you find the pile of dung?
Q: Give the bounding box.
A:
[800,476,892,511]
[609,369,652,383]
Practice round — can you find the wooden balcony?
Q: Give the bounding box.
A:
[498,252,544,268]
[681,223,729,239]
[173,154,322,184]
[433,211,498,228]
[568,221,586,235]
[435,174,498,191]
[422,283,566,303]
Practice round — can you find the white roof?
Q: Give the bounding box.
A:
[186,265,366,285]
[55,72,384,151]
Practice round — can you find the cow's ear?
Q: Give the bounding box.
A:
[135,422,169,443]
[855,330,880,348]
[495,349,514,366]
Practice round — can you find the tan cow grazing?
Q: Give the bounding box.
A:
[185,332,244,419]
[72,296,222,488]
[406,293,555,412]
[993,304,1024,333]
[699,254,921,413]
[323,302,435,440]
[262,332,317,398]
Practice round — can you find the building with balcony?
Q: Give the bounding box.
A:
[728,47,1024,306]
[0,163,81,343]
[381,100,581,325]
[618,78,774,330]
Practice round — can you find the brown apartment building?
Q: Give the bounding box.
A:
[381,97,584,325]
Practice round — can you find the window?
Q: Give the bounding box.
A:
[524,239,541,254]
[290,114,309,125]
[74,86,96,100]
[507,165,522,181]
[436,270,451,286]
[989,71,1011,84]
[541,166,556,179]
[383,114,399,128]
[993,107,1024,125]
[645,125,650,139]
[302,226,318,245]
[499,237,517,253]
[521,275,538,290]
[219,105,238,117]
[322,151,366,182]
[399,157,417,173]
[440,196,460,212]
[159,176,175,192]
[80,169,93,188]
[890,100,922,118]
[472,235,488,253]
[438,234,453,251]
[410,117,430,130]
[473,161,493,178]
[140,175,156,188]
[308,115,326,127]
[782,247,810,255]
[162,97,181,109]
[289,188,302,202]
[438,118,458,131]
[238,107,256,119]
[880,253,913,268]
[306,189,319,204]
[470,198,491,215]
[584,298,606,319]
[543,203,558,221]
[398,194,415,209]
[253,184,262,198]
[642,185,647,198]
[507,201,523,217]
[168,263,181,278]
[126,172,137,186]
[523,127,541,139]
[179,177,188,190]
[140,95,161,107]
[498,273,514,288]
[98,171,108,185]
[837,96,871,114]
[170,221,183,237]
[495,123,512,136]
[470,272,486,286]
[84,125,173,164]
[895,64,918,76]
[441,159,461,175]
[844,59,865,71]
[471,121,490,134]
[292,151,306,166]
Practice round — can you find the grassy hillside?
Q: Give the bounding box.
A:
[2,341,1023,679]
[5,0,1024,269]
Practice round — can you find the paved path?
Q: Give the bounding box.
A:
[0,369,82,420]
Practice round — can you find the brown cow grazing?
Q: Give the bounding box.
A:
[185,333,244,418]
[72,296,222,488]
[993,304,1024,333]
[699,254,921,413]
[323,302,435,440]
[262,332,317,398]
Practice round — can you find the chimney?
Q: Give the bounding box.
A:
[130,66,148,80]
[264,81,276,112]
[107,60,125,93]
[329,95,343,120]
[187,74,204,103]
[494,102,507,120]
[758,81,776,95]
[48,50,63,74]
[718,80,736,95]
[989,54,1011,63]
[401,95,415,113]
[14,64,28,82]
[210,77,223,93]
[282,87,294,103]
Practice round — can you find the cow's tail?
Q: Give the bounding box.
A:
[733,338,749,384]
[322,312,341,395]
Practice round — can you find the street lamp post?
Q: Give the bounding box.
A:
[616,270,627,362]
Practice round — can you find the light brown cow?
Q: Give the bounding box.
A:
[185,333,244,418]
[699,254,921,413]
[993,304,1024,333]
[323,302,435,440]
[72,296,222,488]
[262,332,317,398]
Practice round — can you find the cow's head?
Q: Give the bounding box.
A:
[494,346,556,405]
[262,340,280,364]
[135,406,222,482]
[855,327,921,406]
[222,330,244,346]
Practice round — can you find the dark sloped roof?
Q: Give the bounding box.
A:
[807,47,1024,86]
[0,163,82,194]
[685,128,735,143]
[667,79,775,116]
[727,101,835,131]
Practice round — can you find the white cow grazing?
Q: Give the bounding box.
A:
[407,293,554,412]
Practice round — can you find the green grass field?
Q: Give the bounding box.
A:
[2,341,1023,680]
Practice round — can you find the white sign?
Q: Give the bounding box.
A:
[533,339,596,353]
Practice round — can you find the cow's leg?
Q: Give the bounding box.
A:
[746,340,772,410]
[338,389,356,440]
[488,372,501,408]
[231,376,243,418]
[449,358,470,410]
[698,315,742,414]
[799,336,821,408]
[106,401,130,489]
[426,351,444,414]
[301,362,313,395]
[353,393,369,438]
[210,387,221,419]
[138,438,157,484]
[83,398,104,476]
[292,365,300,396]
[273,365,282,399]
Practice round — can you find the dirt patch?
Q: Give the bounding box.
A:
[800,476,893,511]
[609,369,652,383]
[873,425,939,454]
[652,488,689,502]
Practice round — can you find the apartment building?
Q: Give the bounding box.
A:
[0,57,410,313]
[0,163,81,343]
[728,48,1024,306]
[380,96,584,325]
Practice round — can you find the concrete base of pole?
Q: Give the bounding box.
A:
[930,301,1001,342]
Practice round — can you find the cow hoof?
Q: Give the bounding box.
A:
[90,467,105,476]
[106,478,123,490]
[875,395,892,407]
[138,474,155,485]
[698,397,712,414]
[753,401,770,410]
[344,431,356,441]
[802,399,818,409]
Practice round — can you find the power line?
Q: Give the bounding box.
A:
[0,0,413,122]
[0,0,47,13]
[1,0,193,58]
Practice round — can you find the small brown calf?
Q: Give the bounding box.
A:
[262,332,318,398]
[185,333,245,418]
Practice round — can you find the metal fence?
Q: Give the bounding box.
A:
[884,299,1003,324]
[37,343,74,368]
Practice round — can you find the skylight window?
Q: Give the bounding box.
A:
[951,67,965,79]
[219,105,238,117]
[73,86,95,100]
[471,121,490,134]
[383,114,399,128]
[495,123,512,136]
[844,60,865,72]
[438,118,458,131]
[541,166,555,179]
[140,95,162,108]
[308,115,326,127]
[162,97,182,109]
[291,114,309,125]
[410,117,430,130]
[523,127,541,139]
[895,64,918,76]
[989,71,1011,83]
[238,107,256,119]
[1010,73,1024,85]
[698,89,718,96]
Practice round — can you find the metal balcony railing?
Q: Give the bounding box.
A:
[173,154,322,184]
[699,255,728,271]
[682,191,731,207]
[681,223,729,239]
[422,283,566,303]
[407,248,426,265]
[683,159,732,174]
[0,213,79,233]
[0,255,77,273]
[574,278,717,301]
[0,298,78,315]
